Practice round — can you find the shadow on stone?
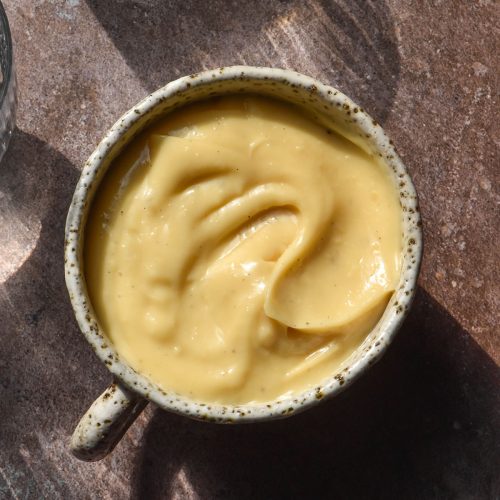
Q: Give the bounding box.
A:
[0,130,108,495]
[131,286,500,499]
[86,0,400,123]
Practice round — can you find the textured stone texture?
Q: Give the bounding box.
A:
[0,0,498,498]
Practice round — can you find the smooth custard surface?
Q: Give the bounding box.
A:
[85,96,401,404]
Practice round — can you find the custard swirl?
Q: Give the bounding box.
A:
[85,96,401,403]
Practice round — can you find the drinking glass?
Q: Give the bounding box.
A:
[0,1,15,163]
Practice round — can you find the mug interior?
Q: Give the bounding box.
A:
[65,67,421,422]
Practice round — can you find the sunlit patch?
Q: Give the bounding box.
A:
[171,466,199,500]
[0,212,41,284]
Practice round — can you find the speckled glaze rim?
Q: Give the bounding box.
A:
[65,66,422,423]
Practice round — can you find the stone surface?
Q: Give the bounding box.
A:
[0,0,498,498]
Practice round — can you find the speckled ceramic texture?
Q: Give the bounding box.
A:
[71,383,147,461]
[65,66,422,423]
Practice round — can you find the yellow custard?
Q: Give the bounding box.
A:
[85,96,401,404]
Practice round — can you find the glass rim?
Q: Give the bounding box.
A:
[0,0,13,108]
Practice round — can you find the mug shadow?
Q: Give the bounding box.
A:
[86,0,400,123]
[131,287,500,499]
[0,130,108,464]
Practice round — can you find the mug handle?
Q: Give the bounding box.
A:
[70,381,148,461]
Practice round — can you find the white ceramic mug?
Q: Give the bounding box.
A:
[65,66,422,461]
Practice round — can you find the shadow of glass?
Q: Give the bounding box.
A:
[0,130,108,493]
[86,0,400,123]
[131,287,500,499]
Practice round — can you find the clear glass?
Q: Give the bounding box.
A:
[0,0,15,164]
